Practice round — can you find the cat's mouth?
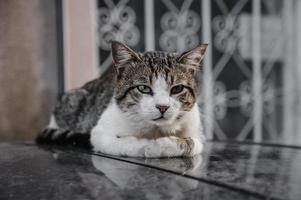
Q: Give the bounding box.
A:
[152,115,166,121]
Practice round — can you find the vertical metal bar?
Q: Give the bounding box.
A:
[252,0,262,142]
[62,0,71,90]
[283,0,294,144]
[296,0,301,145]
[144,0,155,51]
[202,0,214,139]
[56,0,65,97]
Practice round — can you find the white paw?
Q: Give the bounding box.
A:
[144,144,161,158]
[190,138,203,156]
[144,137,182,158]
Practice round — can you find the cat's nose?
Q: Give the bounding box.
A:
[155,104,170,114]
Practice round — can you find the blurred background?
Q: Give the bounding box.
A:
[0,0,301,146]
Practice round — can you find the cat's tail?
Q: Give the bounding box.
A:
[35,128,92,149]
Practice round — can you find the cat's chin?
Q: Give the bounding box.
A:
[148,117,174,126]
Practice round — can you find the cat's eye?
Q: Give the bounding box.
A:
[137,85,152,94]
[170,85,184,95]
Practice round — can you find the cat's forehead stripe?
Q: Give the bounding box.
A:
[142,51,178,70]
[143,51,177,58]
[141,52,178,86]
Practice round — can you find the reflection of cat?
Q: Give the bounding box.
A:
[142,155,203,175]
[91,155,201,198]
[36,41,208,157]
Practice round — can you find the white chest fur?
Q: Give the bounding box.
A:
[90,101,203,157]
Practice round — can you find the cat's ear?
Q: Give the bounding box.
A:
[177,43,208,68]
[111,41,141,65]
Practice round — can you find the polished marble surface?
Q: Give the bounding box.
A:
[0,143,259,200]
[114,141,301,200]
[1,142,300,200]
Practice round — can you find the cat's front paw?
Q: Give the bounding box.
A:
[167,137,203,157]
[189,138,203,156]
[144,137,183,158]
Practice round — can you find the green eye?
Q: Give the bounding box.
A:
[137,85,152,94]
[170,85,184,95]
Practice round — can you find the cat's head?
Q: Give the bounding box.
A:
[111,41,207,125]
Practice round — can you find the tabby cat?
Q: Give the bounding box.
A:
[36,41,208,157]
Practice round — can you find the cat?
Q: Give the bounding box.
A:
[36,41,208,158]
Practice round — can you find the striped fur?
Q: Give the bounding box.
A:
[36,41,208,156]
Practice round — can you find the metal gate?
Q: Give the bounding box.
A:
[95,0,301,145]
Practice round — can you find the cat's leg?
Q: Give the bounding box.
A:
[36,127,91,148]
[91,128,189,158]
[144,136,188,158]
[36,114,67,144]
[36,114,91,148]
[176,104,204,157]
[157,136,203,157]
[145,136,202,157]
